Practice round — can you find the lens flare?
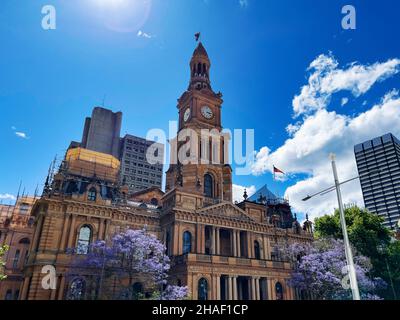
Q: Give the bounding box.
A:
[89,0,152,33]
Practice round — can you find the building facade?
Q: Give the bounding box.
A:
[120,134,164,193]
[354,133,400,229]
[20,42,313,301]
[0,196,37,300]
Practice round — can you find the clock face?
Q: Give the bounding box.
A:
[201,105,213,119]
[183,108,191,122]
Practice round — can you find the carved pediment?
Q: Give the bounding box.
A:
[197,202,255,222]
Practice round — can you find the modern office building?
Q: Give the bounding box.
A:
[120,134,164,193]
[81,107,122,159]
[354,133,400,230]
[75,107,164,194]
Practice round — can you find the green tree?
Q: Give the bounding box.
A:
[0,245,9,281]
[314,206,400,300]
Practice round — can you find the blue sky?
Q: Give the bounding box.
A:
[1,0,400,220]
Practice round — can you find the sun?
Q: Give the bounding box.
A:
[88,0,153,33]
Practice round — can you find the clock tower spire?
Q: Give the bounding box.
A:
[189,42,212,91]
[166,40,232,203]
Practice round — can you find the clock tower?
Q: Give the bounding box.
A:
[166,41,232,203]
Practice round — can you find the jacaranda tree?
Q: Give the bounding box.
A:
[68,228,188,300]
[285,238,386,300]
[0,245,9,281]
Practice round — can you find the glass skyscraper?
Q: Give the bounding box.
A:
[354,133,400,230]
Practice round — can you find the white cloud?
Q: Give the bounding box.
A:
[239,0,248,8]
[232,184,256,203]
[11,126,16,130]
[0,193,16,201]
[341,97,349,106]
[15,131,28,139]
[252,52,400,221]
[137,30,153,39]
[292,53,400,116]
[253,91,400,220]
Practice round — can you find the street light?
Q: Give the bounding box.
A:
[301,153,379,301]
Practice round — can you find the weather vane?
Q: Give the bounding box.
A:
[195,32,201,42]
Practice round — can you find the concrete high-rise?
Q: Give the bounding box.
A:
[354,133,400,229]
[81,107,122,159]
[76,107,164,194]
[120,134,164,193]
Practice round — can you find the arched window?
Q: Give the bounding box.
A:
[76,225,91,255]
[183,231,192,254]
[254,241,261,260]
[150,198,158,206]
[19,238,30,245]
[203,63,207,76]
[68,278,86,300]
[13,249,20,269]
[87,188,97,201]
[198,62,202,75]
[131,282,143,300]
[204,174,213,198]
[275,282,284,300]
[198,278,208,300]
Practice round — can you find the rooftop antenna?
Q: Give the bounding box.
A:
[102,94,107,107]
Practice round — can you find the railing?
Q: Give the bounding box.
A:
[172,253,290,269]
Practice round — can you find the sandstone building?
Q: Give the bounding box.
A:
[20,42,313,300]
[0,196,37,299]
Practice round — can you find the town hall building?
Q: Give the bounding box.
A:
[19,41,313,300]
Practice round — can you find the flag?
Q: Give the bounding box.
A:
[273,165,285,181]
[195,32,201,42]
[273,166,285,175]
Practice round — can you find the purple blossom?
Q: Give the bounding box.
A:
[68,228,188,300]
[285,238,386,300]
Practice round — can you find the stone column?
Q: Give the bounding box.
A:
[201,225,206,254]
[20,276,30,300]
[228,276,233,300]
[233,276,238,300]
[98,218,104,241]
[247,232,252,259]
[211,227,216,255]
[67,214,77,250]
[104,219,110,239]
[268,279,274,300]
[216,275,221,300]
[255,278,260,300]
[236,230,241,257]
[59,213,70,251]
[251,278,256,300]
[215,227,220,255]
[58,276,66,300]
[31,213,45,253]
[196,224,202,254]
[232,230,237,257]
